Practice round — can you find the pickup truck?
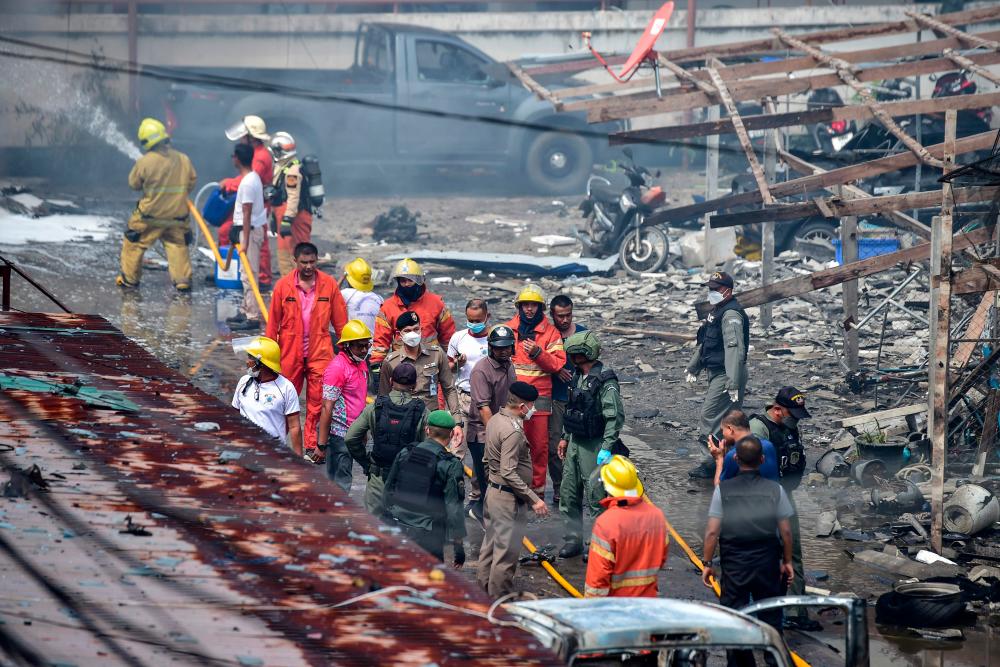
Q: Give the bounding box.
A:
[164,22,617,195]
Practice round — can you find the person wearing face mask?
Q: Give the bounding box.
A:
[446,298,490,500]
[370,259,455,373]
[749,386,816,631]
[316,319,372,491]
[477,381,551,597]
[504,285,567,498]
[231,336,303,455]
[686,271,749,479]
[556,331,625,559]
[345,362,429,517]
[465,325,517,523]
[265,242,348,462]
[378,311,464,440]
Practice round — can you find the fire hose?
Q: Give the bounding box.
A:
[187,200,269,323]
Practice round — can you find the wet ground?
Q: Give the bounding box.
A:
[2,175,997,666]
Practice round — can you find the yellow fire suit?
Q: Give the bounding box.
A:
[119,144,197,288]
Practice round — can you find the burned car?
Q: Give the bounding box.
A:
[506,595,868,666]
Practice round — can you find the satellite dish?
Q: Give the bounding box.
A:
[583,1,674,94]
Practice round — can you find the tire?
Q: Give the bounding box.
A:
[792,218,839,261]
[618,225,669,277]
[524,130,594,196]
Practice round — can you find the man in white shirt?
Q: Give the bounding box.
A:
[226,143,269,330]
[447,298,490,503]
[232,336,303,454]
[341,257,383,334]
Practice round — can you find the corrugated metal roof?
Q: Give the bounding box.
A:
[0,312,560,666]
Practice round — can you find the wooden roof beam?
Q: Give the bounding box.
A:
[507,63,562,109]
[773,28,944,169]
[706,61,773,205]
[905,10,1000,51]
[943,48,1000,87]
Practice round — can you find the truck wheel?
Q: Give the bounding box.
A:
[792,218,839,261]
[525,131,593,196]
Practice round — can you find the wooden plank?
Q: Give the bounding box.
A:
[646,130,997,226]
[943,48,1000,87]
[705,103,721,267]
[660,55,717,95]
[567,28,1000,113]
[694,224,994,317]
[953,292,997,366]
[773,29,943,168]
[589,50,1000,122]
[973,390,1000,477]
[842,214,860,372]
[709,186,997,228]
[837,403,927,429]
[761,102,778,330]
[905,10,1000,51]
[555,76,654,100]
[779,149,932,239]
[951,266,1000,295]
[507,62,561,107]
[706,63,773,205]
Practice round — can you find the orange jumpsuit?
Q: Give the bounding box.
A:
[371,288,455,365]
[504,313,566,490]
[266,269,348,450]
[585,496,669,598]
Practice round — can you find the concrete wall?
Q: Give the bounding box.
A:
[1,4,998,148]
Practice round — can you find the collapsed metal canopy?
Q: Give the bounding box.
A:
[0,311,558,666]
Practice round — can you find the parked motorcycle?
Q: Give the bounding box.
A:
[577,148,669,276]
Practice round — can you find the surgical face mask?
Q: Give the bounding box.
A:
[782,416,799,430]
[249,363,262,379]
[467,321,487,334]
[708,290,725,305]
[524,406,537,421]
[401,331,422,348]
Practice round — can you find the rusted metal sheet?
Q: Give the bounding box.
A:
[0,312,559,666]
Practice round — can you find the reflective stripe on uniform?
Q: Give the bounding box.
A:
[584,585,609,597]
[545,341,564,351]
[610,576,658,590]
[144,185,188,195]
[513,365,548,377]
[611,568,660,584]
[590,542,616,564]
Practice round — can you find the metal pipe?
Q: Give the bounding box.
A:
[852,268,924,330]
[1,265,9,311]
[0,257,71,313]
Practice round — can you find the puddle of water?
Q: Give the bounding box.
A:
[0,210,115,245]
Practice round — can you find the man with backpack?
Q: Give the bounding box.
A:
[384,409,467,568]
[270,131,315,277]
[749,386,817,631]
[345,362,428,517]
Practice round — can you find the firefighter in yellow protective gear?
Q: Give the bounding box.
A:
[117,117,198,291]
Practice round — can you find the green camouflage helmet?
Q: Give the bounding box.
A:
[564,330,601,361]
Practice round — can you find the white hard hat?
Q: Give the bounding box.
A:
[225,115,270,142]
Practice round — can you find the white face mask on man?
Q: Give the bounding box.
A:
[707,290,725,305]
[401,331,422,348]
[524,406,537,421]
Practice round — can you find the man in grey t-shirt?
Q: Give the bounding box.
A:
[702,436,794,632]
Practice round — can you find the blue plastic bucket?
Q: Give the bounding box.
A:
[833,238,900,264]
[215,247,242,289]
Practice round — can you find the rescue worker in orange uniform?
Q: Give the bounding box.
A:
[269,131,314,277]
[504,285,566,496]
[265,241,348,456]
[226,115,274,289]
[585,455,668,598]
[371,258,456,378]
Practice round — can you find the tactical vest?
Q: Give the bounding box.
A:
[371,395,425,467]
[391,444,447,521]
[719,472,782,551]
[271,158,311,213]
[751,414,805,488]
[563,363,618,440]
[696,298,749,370]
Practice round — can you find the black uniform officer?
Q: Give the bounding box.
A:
[701,437,795,637]
[384,409,467,567]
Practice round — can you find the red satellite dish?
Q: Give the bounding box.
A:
[583,1,674,93]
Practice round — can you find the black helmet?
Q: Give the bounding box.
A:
[488,325,515,348]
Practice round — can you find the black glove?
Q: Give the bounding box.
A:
[453,542,466,568]
[228,224,242,247]
[280,218,293,237]
[362,457,372,478]
[183,230,193,246]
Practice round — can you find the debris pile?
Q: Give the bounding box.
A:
[371,205,420,244]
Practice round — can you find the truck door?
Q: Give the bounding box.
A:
[397,37,511,160]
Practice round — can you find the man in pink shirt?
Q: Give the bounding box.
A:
[266,243,348,459]
[318,319,372,491]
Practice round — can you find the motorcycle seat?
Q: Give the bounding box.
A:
[590,181,620,203]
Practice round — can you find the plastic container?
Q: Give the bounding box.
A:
[833,238,901,265]
[215,246,242,289]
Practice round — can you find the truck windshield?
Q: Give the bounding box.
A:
[358,26,393,81]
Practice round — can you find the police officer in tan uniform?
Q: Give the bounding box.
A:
[477,381,550,598]
[378,311,465,439]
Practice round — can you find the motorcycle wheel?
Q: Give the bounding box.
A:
[618,226,668,277]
